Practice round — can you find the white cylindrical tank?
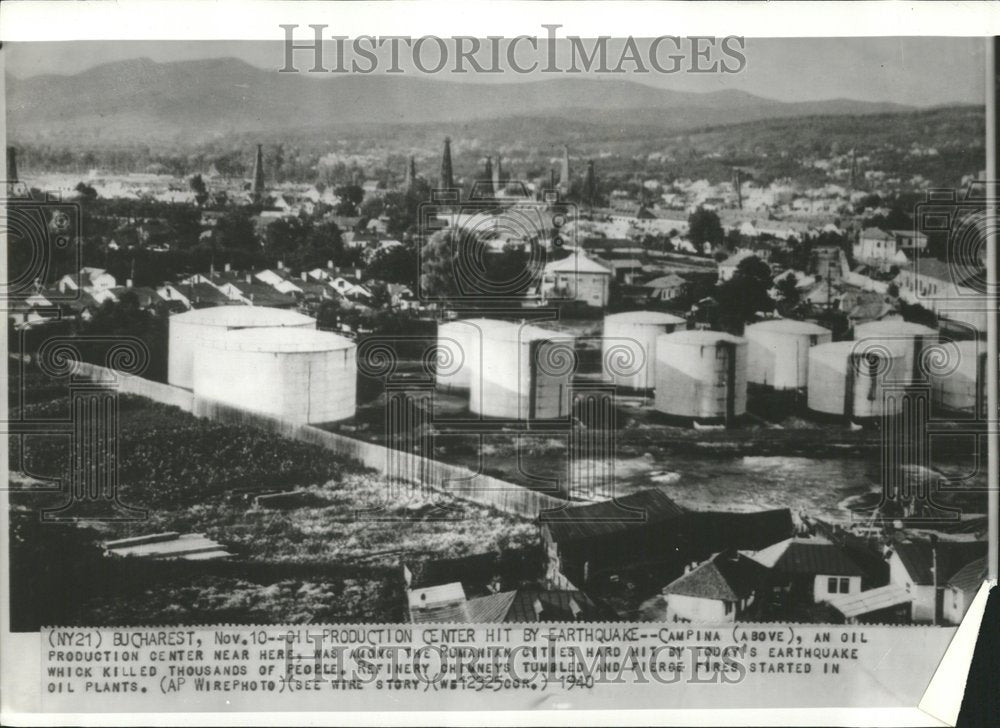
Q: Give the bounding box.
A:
[745,319,833,390]
[168,306,315,389]
[854,320,938,384]
[468,320,575,419]
[192,327,356,424]
[436,318,494,390]
[602,311,686,390]
[807,341,905,419]
[930,340,986,413]
[654,330,748,422]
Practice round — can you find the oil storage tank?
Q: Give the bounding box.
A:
[602,311,686,391]
[654,330,747,423]
[435,318,494,391]
[745,319,832,390]
[807,341,905,419]
[468,319,575,419]
[192,327,356,424]
[168,306,315,389]
[930,340,986,413]
[854,320,938,384]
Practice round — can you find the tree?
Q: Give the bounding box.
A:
[214,208,259,252]
[688,208,724,250]
[367,244,418,287]
[189,174,209,206]
[775,274,802,316]
[334,184,365,216]
[74,182,98,201]
[716,255,774,332]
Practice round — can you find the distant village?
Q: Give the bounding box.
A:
[6,135,989,629]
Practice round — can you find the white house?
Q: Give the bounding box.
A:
[717,251,756,282]
[893,258,989,334]
[853,228,927,269]
[540,252,612,308]
[255,268,303,295]
[661,552,769,623]
[644,273,687,302]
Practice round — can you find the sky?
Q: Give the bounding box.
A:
[3,37,986,107]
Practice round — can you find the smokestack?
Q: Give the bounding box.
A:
[585,160,595,209]
[405,156,417,190]
[491,154,501,192]
[251,144,265,201]
[440,137,454,191]
[560,145,570,193]
[6,146,18,183]
[733,168,743,211]
[483,156,494,197]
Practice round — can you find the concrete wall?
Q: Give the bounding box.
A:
[813,574,862,602]
[73,361,562,519]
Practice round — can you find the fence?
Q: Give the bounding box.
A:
[76,362,564,519]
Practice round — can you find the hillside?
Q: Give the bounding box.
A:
[7,56,912,146]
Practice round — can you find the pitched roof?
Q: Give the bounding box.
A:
[466,589,601,622]
[861,227,894,241]
[946,556,987,595]
[644,274,686,289]
[892,541,988,586]
[751,537,865,577]
[406,552,499,590]
[542,489,686,543]
[544,253,612,275]
[663,552,769,601]
[827,585,911,619]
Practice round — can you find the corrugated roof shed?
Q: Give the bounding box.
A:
[827,585,911,620]
[542,489,686,544]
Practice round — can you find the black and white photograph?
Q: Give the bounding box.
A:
[1,2,996,724]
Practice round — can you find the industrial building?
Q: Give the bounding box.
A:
[435,318,493,391]
[192,327,356,424]
[653,330,748,423]
[602,311,686,391]
[744,319,833,391]
[930,340,986,413]
[168,306,316,389]
[467,319,574,419]
[806,341,905,420]
[853,320,938,384]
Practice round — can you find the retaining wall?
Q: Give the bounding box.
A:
[77,362,563,519]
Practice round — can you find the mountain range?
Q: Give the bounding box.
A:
[6,57,919,146]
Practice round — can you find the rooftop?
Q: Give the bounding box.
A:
[827,585,911,619]
[658,329,746,347]
[604,310,687,326]
[543,489,686,544]
[213,327,355,353]
[745,319,832,336]
[750,537,865,577]
[892,540,988,586]
[947,556,987,595]
[663,551,769,602]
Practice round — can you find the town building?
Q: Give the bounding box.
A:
[660,551,769,623]
[539,252,612,307]
[887,540,987,623]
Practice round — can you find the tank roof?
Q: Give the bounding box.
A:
[473,318,569,343]
[211,327,355,353]
[810,339,902,362]
[745,319,831,336]
[604,311,686,326]
[854,320,937,336]
[171,305,315,328]
[659,329,746,346]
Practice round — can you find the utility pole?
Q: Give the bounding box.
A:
[930,534,939,626]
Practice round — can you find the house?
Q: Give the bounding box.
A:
[329,276,372,301]
[255,267,304,295]
[57,267,117,294]
[602,258,644,285]
[853,228,927,270]
[386,283,418,310]
[826,584,912,625]
[539,252,612,308]
[894,258,989,334]
[217,278,299,308]
[749,537,866,605]
[156,284,192,310]
[943,556,987,626]
[643,273,687,302]
[888,540,987,623]
[180,281,240,309]
[660,551,770,623]
[717,251,755,282]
